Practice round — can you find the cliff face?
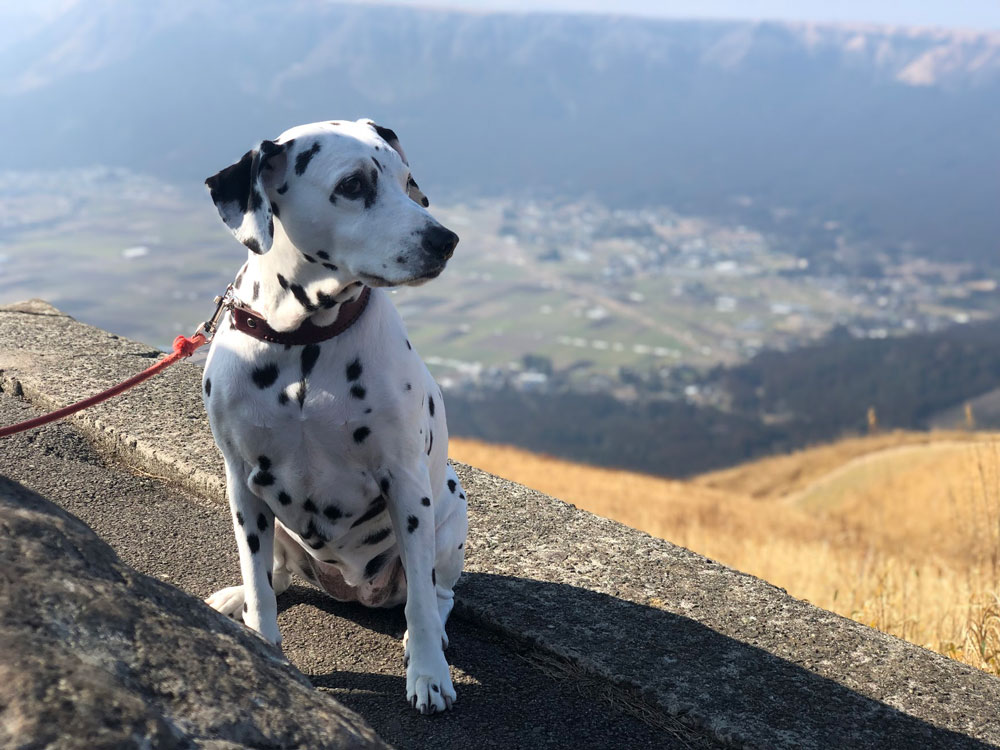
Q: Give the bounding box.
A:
[2,298,999,749]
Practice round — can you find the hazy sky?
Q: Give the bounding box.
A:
[368,0,1000,30]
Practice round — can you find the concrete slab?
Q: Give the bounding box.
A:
[0,394,699,750]
[2,299,999,748]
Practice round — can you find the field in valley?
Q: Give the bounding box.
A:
[450,430,1000,674]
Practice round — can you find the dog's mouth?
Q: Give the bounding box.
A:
[358,265,446,288]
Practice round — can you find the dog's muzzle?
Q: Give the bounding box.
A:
[421,225,459,261]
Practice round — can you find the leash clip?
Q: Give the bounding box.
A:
[196,284,236,341]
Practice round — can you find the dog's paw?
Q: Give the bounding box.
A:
[206,585,245,621]
[406,649,456,714]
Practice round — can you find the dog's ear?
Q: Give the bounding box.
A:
[365,120,429,208]
[205,140,287,254]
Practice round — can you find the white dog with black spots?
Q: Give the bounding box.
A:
[201,119,467,714]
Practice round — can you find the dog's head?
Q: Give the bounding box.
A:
[205,119,458,287]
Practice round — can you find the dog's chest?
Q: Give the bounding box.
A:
[204,311,432,576]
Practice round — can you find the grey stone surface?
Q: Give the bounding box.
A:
[0,393,701,750]
[2,299,999,749]
[0,474,387,750]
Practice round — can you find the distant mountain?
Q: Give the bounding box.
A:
[1,1,997,264]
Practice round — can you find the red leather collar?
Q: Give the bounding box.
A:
[230,286,371,346]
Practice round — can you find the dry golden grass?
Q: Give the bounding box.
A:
[694,429,984,500]
[450,432,1000,674]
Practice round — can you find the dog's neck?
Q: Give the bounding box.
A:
[237,224,364,333]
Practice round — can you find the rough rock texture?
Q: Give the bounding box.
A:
[456,467,1000,749]
[2,299,1000,749]
[0,475,388,750]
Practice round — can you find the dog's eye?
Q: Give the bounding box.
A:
[335,173,364,200]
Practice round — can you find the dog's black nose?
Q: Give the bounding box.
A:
[422,225,459,259]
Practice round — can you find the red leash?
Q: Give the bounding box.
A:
[1,286,234,439]
[0,332,208,439]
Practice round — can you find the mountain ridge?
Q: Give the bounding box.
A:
[1,1,997,264]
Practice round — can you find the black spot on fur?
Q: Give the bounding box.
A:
[303,253,316,263]
[459,492,465,500]
[363,527,392,546]
[243,602,247,613]
[432,568,436,585]
[421,497,431,506]
[276,182,288,194]
[395,255,405,264]
[290,283,315,311]
[353,426,370,444]
[317,251,330,260]
[268,217,274,238]
[295,141,321,175]
[322,262,339,272]
[458,543,463,549]
[365,552,389,578]
[252,281,260,301]
[247,534,260,554]
[235,269,245,289]
[252,363,279,389]
[346,358,362,381]
[405,382,412,391]
[244,237,262,255]
[278,391,290,405]
[432,684,439,693]
[364,408,372,414]
[257,513,268,531]
[253,471,275,487]
[278,491,291,506]
[371,156,383,171]
[406,339,412,350]
[364,170,378,208]
[407,515,419,533]
[303,498,318,514]
[270,201,280,218]
[447,479,457,493]
[301,344,321,378]
[258,455,271,471]
[351,496,386,528]
[277,274,289,290]
[236,511,244,526]
[323,505,343,521]
[427,430,433,455]
[380,477,391,494]
[429,396,435,417]
[372,124,400,147]
[204,378,211,396]
[316,291,337,309]
[350,384,366,399]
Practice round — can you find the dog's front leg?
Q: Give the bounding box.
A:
[223,458,280,647]
[382,466,455,713]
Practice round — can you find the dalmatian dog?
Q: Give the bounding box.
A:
[200,119,467,714]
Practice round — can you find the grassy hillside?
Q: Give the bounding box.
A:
[451,431,1000,674]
